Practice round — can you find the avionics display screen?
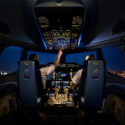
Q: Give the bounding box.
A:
[56,71,69,81]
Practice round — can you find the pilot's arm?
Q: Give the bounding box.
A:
[70,69,83,89]
[45,49,63,75]
[40,50,63,88]
[54,50,63,68]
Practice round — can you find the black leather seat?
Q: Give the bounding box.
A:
[79,60,104,109]
[18,61,43,109]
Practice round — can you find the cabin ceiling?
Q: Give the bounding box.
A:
[0,0,125,51]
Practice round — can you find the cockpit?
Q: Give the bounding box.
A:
[0,0,125,125]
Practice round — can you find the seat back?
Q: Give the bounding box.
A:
[80,60,104,109]
[19,61,40,108]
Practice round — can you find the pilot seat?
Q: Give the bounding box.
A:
[79,60,104,110]
[18,61,43,109]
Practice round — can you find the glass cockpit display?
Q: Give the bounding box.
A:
[55,71,69,81]
[34,7,84,50]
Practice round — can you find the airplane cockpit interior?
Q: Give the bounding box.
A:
[0,0,125,125]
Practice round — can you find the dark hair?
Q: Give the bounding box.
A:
[29,54,39,61]
[29,54,40,69]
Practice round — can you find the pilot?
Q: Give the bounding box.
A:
[71,54,95,89]
[29,50,63,89]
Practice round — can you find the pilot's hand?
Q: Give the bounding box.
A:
[58,50,63,57]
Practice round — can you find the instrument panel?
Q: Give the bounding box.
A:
[47,88,74,107]
[45,63,81,107]
[34,7,84,50]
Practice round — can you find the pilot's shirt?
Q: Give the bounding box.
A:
[72,69,83,85]
[40,65,55,89]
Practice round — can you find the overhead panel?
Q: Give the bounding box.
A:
[34,5,84,50]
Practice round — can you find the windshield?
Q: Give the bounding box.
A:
[28,51,57,65]
[66,51,97,65]
[28,50,97,66]
[102,46,125,80]
[0,46,22,74]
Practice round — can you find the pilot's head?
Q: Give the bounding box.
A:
[85,54,94,61]
[83,55,94,68]
[29,54,40,67]
[29,54,39,62]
